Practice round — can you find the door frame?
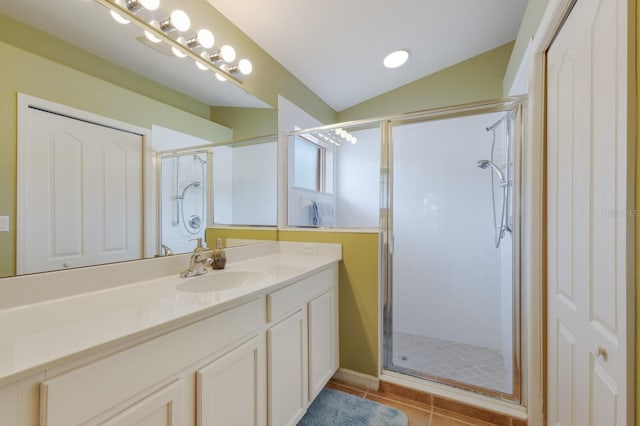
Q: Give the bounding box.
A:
[16,93,153,272]
[527,0,635,424]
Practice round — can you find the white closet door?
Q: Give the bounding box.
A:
[546,0,630,424]
[18,107,142,274]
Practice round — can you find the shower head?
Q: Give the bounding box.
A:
[476,160,505,182]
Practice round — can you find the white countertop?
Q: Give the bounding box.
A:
[0,242,341,385]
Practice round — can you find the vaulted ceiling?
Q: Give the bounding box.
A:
[207,0,528,111]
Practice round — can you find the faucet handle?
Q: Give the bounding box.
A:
[189,237,203,251]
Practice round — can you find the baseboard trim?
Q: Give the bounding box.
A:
[332,368,380,391]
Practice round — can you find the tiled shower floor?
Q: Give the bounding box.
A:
[392,331,510,394]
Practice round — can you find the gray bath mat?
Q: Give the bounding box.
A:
[298,388,408,426]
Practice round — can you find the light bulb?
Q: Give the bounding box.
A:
[197,29,215,49]
[171,46,186,58]
[351,136,358,144]
[346,135,353,143]
[144,30,161,43]
[110,10,130,24]
[215,73,227,82]
[220,45,236,62]
[237,59,253,75]
[334,128,342,135]
[195,61,207,71]
[163,9,190,32]
[139,0,159,10]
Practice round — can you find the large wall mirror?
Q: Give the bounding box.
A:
[0,0,277,278]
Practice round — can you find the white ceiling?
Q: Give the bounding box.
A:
[207,0,528,111]
[0,0,527,111]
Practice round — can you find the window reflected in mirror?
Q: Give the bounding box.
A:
[288,123,380,228]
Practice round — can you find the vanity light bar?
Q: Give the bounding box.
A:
[315,132,340,147]
[95,0,253,84]
[311,128,358,147]
[332,128,357,144]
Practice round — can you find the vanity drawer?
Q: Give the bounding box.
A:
[267,265,337,322]
[40,297,265,426]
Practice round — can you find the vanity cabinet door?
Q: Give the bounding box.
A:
[267,309,308,426]
[308,289,339,400]
[197,335,266,426]
[101,379,184,426]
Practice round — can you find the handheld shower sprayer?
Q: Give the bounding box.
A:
[476,158,510,247]
[177,181,201,200]
[476,160,505,184]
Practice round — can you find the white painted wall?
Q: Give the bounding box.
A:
[335,127,380,228]
[213,145,233,224]
[392,112,509,350]
[213,142,277,226]
[151,125,210,151]
[231,142,277,225]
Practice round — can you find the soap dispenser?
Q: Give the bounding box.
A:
[211,238,226,270]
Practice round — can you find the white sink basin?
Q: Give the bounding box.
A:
[177,271,267,293]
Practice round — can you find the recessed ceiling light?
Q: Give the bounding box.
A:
[384,50,409,69]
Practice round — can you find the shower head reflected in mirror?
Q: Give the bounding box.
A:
[476,159,505,183]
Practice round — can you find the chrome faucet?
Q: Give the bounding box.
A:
[180,238,214,278]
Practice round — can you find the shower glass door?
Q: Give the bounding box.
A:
[383,100,523,400]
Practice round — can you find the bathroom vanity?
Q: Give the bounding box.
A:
[0,241,341,425]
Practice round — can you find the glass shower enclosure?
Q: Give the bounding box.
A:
[382,99,524,400]
[157,148,212,254]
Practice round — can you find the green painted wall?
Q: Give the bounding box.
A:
[502,0,550,94]
[0,41,233,278]
[205,227,278,247]
[210,107,278,141]
[337,42,514,122]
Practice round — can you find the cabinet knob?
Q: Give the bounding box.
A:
[595,346,608,361]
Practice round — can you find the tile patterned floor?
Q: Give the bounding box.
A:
[324,380,526,426]
[392,332,510,394]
